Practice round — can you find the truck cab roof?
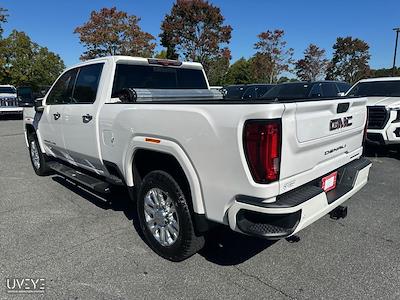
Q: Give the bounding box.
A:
[356,77,400,83]
[67,56,204,71]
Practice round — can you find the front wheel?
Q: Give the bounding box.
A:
[137,170,205,261]
[28,133,52,176]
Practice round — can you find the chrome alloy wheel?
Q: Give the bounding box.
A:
[144,188,180,246]
[30,140,40,170]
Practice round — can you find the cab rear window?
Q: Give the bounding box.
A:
[112,64,208,97]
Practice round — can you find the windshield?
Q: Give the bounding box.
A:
[0,87,16,94]
[224,85,246,100]
[255,85,274,98]
[347,81,400,97]
[261,83,311,100]
[18,87,32,96]
[18,87,34,101]
[337,82,351,93]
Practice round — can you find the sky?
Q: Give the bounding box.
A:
[2,0,400,70]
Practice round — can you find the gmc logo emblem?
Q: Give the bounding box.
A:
[330,116,353,131]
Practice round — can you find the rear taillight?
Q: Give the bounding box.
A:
[243,120,281,183]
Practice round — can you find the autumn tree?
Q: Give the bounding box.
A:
[224,58,252,84]
[74,7,156,60]
[326,37,371,83]
[0,30,65,88]
[249,52,273,83]
[160,0,232,73]
[295,44,328,81]
[253,29,294,83]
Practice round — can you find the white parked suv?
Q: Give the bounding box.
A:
[23,56,371,261]
[347,77,400,147]
[0,85,22,116]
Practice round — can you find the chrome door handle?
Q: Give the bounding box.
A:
[53,112,61,120]
[82,114,93,123]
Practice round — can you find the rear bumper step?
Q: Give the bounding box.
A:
[48,161,111,194]
[236,210,301,239]
[229,157,371,239]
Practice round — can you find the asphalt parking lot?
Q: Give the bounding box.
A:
[0,117,399,300]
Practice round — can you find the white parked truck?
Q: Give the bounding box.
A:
[347,77,400,148]
[0,85,22,115]
[23,56,371,261]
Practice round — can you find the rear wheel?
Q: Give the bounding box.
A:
[28,133,52,176]
[137,170,205,261]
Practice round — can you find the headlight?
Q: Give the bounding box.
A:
[390,107,400,123]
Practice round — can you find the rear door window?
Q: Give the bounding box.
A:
[71,63,103,104]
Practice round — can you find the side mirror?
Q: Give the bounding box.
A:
[34,98,44,113]
[118,88,137,103]
[337,92,346,97]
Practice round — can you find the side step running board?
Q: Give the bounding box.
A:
[48,161,111,194]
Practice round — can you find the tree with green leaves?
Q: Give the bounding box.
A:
[326,37,371,83]
[74,7,156,60]
[370,67,400,78]
[0,30,65,89]
[224,57,252,85]
[253,29,294,83]
[0,7,8,37]
[155,50,168,59]
[277,76,298,83]
[0,7,8,82]
[206,48,231,86]
[295,44,328,81]
[160,0,232,74]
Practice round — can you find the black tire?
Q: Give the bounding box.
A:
[137,170,205,261]
[28,133,52,176]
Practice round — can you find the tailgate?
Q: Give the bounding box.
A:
[279,97,367,183]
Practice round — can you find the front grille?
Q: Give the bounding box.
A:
[0,98,18,107]
[367,106,389,129]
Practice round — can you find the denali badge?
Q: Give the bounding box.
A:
[330,116,353,131]
[325,144,346,156]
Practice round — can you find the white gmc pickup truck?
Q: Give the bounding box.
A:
[23,56,371,261]
[347,77,400,148]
